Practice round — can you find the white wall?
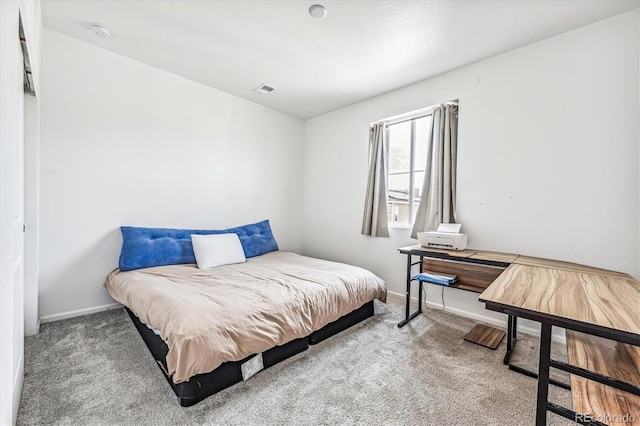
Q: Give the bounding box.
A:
[302,11,639,329]
[1,1,41,424]
[39,29,304,321]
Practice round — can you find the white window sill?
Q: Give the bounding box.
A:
[388,223,413,230]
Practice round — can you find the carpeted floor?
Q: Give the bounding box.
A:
[18,297,574,425]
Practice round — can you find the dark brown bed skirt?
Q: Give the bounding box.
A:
[125,299,375,406]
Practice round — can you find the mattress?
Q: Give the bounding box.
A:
[105,250,387,383]
[126,301,375,406]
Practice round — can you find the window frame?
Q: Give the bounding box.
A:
[384,111,433,227]
[387,119,421,226]
[370,100,459,230]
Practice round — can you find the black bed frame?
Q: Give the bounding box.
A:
[125,300,375,407]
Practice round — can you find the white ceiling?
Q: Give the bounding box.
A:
[42,0,639,120]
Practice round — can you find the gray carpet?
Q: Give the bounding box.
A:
[18,297,573,425]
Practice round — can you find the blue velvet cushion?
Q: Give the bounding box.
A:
[119,220,279,271]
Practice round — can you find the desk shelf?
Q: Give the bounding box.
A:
[450,282,488,293]
[422,257,506,292]
[566,331,640,425]
[411,278,486,294]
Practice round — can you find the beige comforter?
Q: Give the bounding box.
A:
[105,251,387,383]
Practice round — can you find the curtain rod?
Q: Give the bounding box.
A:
[372,101,458,127]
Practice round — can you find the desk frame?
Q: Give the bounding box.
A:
[397,246,511,328]
[484,301,640,426]
[397,250,425,327]
[399,246,581,387]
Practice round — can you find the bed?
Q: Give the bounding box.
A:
[104,220,387,406]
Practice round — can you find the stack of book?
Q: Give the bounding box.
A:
[414,271,458,286]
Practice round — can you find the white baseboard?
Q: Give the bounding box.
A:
[12,353,23,426]
[386,290,566,344]
[39,302,122,324]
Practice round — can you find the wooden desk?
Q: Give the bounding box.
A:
[398,244,640,424]
[512,255,632,278]
[397,245,515,347]
[480,264,640,425]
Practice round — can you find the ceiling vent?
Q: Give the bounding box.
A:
[253,84,274,95]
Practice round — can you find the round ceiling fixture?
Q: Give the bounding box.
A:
[309,4,326,19]
[91,24,112,37]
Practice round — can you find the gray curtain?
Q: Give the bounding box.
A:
[361,123,390,237]
[411,104,458,238]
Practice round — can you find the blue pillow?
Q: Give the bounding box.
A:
[119,220,279,271]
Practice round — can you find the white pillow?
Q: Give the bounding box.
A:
[191,233,246,269]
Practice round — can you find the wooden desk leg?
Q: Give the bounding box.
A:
[535,323,553,426]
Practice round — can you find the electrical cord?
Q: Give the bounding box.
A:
[421,282,446,311]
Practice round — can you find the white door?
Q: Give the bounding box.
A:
[0,6,26,424]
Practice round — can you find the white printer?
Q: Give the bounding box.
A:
[417,223,468,250]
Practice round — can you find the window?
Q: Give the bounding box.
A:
[363,100,457,237]
[387,115,432,226]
